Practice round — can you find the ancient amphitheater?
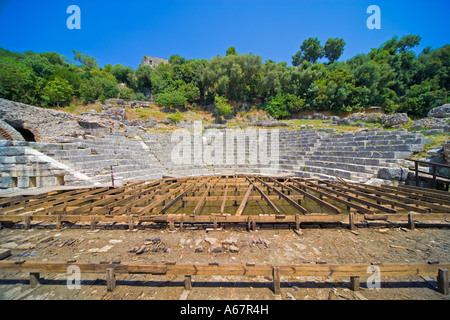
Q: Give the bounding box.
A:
[0,98,449,300]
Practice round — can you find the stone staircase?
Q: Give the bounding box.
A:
[1,127,431,189]
[36,132,166,185]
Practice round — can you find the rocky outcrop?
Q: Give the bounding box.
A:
[427,104,450,118]
[383,113,410,128]
[0,98,112,142]
[410,117,450,132]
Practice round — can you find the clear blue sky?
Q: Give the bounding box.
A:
[0,0,449,68]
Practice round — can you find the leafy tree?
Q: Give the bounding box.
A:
[0,56,38,104]
[324,38,346,63]
[226,46,237,56]
[178,82,200,103]
[41,77,73,107]
[396,34,421,52]
[72,50,98,69]
[292,37,324,66]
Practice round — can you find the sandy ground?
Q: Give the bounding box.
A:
[0,225,449,301]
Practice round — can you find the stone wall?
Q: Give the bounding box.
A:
[0,99,112,142]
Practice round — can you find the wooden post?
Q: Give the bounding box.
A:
[252,218,256,232]
[128,216,134,231]
[184,275,192,291]
[56,215,62,230]
[106,268,116,292]
[30,272,40,288]
[24,216,31,230]
[273,267,281,295]
[432,164,437,189]
[408,212,415,230]
[349,212,355,231]
[415,161,419,187]
[437,269,449,295]
[90,216,96,231]
[295,214,300,231]
[168,218,174,231]
[180,216,184,231]
[213,217,217,230]
[350,276,360,291]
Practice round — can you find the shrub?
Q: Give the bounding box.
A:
[214,95,233,116]
[168,112,182,123]
[155,90,187,107]
[261,93,305,119]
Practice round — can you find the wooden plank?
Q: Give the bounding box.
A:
[220,183,228,214]
[353,184,450,212]
[255,177,307,214]
[328,182,430,213]
[160,184,195,215]
[303,181,397,213]
[192,185,212,216]
[138,183,193,215]
[291,180,374,214]
[285,179,342,214]
[235,185,253,216]
[250,178,281,215]
[0,261,448,279]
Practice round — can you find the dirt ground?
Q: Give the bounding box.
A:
[0,225,449,301]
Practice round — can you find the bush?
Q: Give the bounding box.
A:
[155,90,187,107]
[168,112,182,123]
[214,95,233,116]
[129,92,147,101]
[261,93,305,119]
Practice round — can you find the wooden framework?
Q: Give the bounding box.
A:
[0,260,448,295]
[0,175,448,231]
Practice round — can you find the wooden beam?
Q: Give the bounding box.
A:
[235,184,253,216]
[255,177,307,214]
[302,180,397,214]
[1,261,448,278]
[160,183,195,215]
[328,182,430,213]
[285,178,342,215]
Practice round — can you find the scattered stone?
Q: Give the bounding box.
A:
[0,248,11,260]
[16,242,36,250]
[194,246,204,253]
[210,244,223,253]
[228,245,240,253]
[38,236,54,244]
[0,242,18,249]
[135,245,147,255]
[97,245,113,253]
[204,238,219,245]
[109,240,123,245]
[286,292,296,300]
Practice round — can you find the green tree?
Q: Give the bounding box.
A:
[292,37,324,66]
[226,46,238,56]
[324,38,346,63]
[41,77,74,107]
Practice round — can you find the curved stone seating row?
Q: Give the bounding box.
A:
[0,127,430,189]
